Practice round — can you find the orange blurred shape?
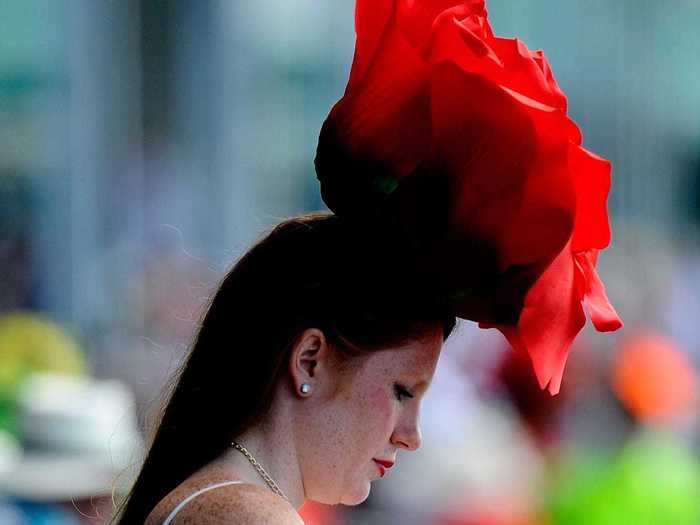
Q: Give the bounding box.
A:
[298,500,343,525]
[612,331,697,423]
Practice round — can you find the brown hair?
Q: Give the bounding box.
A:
[109,212,456,524]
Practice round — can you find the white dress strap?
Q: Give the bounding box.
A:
[162,480,245,525]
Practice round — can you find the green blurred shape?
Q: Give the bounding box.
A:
[0,312,86,436]
[546,433,700,525]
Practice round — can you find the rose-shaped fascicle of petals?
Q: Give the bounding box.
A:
[315,0,622,394]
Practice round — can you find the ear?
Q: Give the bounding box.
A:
[288,328,332,397]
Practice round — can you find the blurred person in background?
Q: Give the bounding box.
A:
[427,328,700,525]
[542,331,700,525]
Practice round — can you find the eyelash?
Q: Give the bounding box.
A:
[394,384,414,402]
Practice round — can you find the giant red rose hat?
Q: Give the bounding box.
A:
[315,0,622,394]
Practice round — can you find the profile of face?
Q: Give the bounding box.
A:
[291,324,445,506]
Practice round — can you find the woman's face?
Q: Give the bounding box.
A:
[300,324,444,505]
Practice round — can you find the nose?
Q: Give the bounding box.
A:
[390,417,422,451]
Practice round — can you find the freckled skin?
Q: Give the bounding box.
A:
[145,324,444,522]
[296,325,444,506]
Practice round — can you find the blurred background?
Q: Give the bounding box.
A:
[0,0,699,523]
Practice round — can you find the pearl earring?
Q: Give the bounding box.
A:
[300,383,311,394]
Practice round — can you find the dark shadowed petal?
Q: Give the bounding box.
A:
[429,60,575,268]
[315,21,430,216]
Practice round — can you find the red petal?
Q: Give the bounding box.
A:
[430,14,508,84]
[574,250,623,331]
[398,0,487,53]
[482,242,587,395]
[327,21,430,179]
[429,14,567,111]
[570,144,613,251]
[347,0,395,94]
[529,48,568,111]
[487,37,567,110]
[429,60,575,268]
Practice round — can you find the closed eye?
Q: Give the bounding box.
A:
[394,383,414,402]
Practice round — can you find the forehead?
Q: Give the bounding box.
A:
[363,330,443,379]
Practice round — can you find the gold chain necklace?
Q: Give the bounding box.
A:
[231,441,290,502]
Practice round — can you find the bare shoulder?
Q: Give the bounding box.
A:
[154,482,304,525]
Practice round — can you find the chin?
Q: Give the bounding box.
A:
[339,482,371,506]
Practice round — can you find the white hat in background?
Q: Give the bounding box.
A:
[0,372,143,502]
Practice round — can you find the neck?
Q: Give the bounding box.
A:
[212,410,306,509]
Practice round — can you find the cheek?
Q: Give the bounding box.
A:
[312,388,395,501]
[337,387,394,448]
[361,386,395,440]
[321,386,390,443]
[369,387,393,422]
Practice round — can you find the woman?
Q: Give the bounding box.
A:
[112,0,623,520]
[110,213,457,524]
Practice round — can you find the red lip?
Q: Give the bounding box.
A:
[373,459,394,477]
[373,460,386,477]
